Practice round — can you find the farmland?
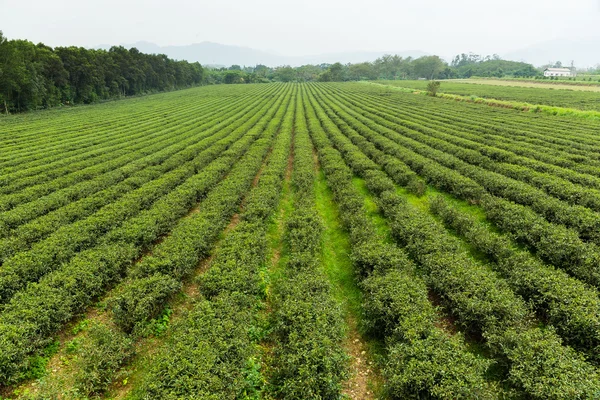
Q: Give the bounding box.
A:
[450,78,600,91]
[2,82,600,399]
[377,79,600,111]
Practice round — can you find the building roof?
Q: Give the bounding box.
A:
[544,67,572,72]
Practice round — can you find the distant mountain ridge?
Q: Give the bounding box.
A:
[96,41,429,67]
[503,37,600,68]
[96,38,600,68]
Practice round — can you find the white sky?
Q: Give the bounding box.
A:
[1,0,599,56]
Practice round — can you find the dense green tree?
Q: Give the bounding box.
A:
[413,55,447,80]
[452,58,539,78]
[273,66,296,82]
[0,34,205,113]
[426,80,441,96]
[0,33,30,113]
[295,64,323,82]
[254,64,270,78]
[329,62,345,81]
[348,62,377,81]
[319,62,346,82]
[223,70,244,84]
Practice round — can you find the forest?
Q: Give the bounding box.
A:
[0,32,205,113]
[207,55,540,84]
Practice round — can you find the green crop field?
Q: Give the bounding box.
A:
[378,79,600,111]
[3,82,600,399]
[453,78,600,91]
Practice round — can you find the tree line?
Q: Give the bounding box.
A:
[209,54,540,84]
[0,31,204,114]
[0,31,545,114]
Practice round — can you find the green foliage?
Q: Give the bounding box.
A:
[381,80,600,111]
[242,357,264,399]
[490,328,600,399]
[71,319,90,335]
[133,294,258,399]
[307,82,600,397]
[109,274,181,334]
[450,54,539,78]
[406,177,427,197]
[426,80,441,96]
[267,88,348,399]
[4,81,600,398]
[412,56,446,79]
[0,84,289,384]
[72,323,133,396]
[385,335,494,399]
[22,340,60,381]
[131,85,295,399]
[305,85,496,398]
[430,195,600,362]
[65,338,82,354]
[319,62,346,82]
[0,33,204,113]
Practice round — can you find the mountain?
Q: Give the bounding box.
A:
[97,41,283,67]
[294,50,429,66]
[503,37,600,68]
[96,41,428,67]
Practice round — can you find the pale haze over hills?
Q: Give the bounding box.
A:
[3,0,599,68]
[96,41,429,68]
[504,37,600,68]
[97,38,600,69]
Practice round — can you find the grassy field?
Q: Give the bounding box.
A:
[378,79,600,111]
[453,78,600,91]
[463,76,600,87]
[2,82,600,399]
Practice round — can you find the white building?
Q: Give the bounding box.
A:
[543,67,575,77]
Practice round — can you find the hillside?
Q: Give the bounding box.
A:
[97,41,429,67]
[504,37,600,67]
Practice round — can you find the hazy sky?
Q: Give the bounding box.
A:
[1,0,599,56]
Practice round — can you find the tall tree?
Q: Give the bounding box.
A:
[0,32,205,113]
[273,66,296,82]
[328,62,345,81]
[413,55,447,80]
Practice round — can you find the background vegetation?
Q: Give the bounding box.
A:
[2,31,599,115]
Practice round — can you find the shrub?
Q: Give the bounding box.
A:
[109,273,181,335]
[73,323,133,396]
[426,80,441,96]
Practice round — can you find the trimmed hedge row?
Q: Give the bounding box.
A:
[311,84,600,289]
[320,84,600,245]
[130,86,296,399]
[0,83,276,239]
[304,86,496,399]
[111,87,292,336]
[266,88,348,399]
[0,85,285,306]
[379,171,600,399]
[335,84,600,181]
[0,91,231,202]
[481,195,600,290]
[308,84,600,399]
[340,85,600,199]
[353,83,600,150]
[0,84,272,181]
[429,196,600,363]
[0,85,292,385]
[72,322,134,397]
[0,96,268,261]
